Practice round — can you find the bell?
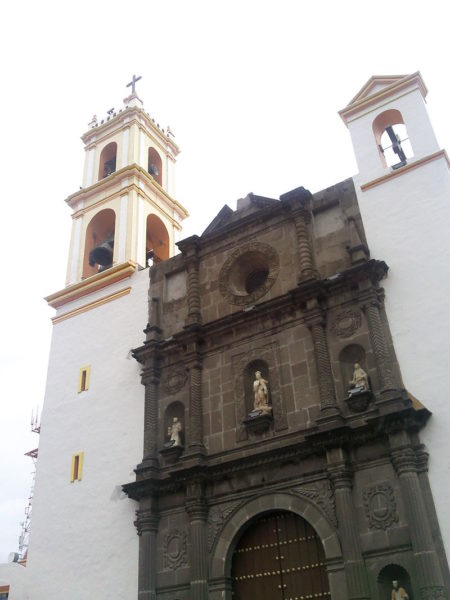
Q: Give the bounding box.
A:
[89,238,114,270]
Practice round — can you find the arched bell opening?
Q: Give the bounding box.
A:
[377,563,413,600]
[82,208,116,279]
[373,110,413,168]
[146,214,170,264]
[148,147,163,186]
[98,142,117,180]
[230,510,330,599]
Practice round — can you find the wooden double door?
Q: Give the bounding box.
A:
[231,511,330,600]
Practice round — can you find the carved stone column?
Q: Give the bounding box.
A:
[362,296,396,394]
[135,504,159,600]
[305,305,340,418]
[141,363,161,468]
[186,482,209,600]
[328,451,370,600]
[390,433,448,599]
[186,257,202,325]
[187,353,205,454]
[280,186,318,282]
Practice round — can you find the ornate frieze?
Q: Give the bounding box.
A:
[362,482,398,530]
[163,529,188,570]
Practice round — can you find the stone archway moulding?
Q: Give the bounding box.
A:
[209,492,343,581]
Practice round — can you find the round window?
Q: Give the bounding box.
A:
[218,242,279,305]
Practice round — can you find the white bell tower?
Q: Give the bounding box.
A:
[340,72,450,560]
[25,78,188,600]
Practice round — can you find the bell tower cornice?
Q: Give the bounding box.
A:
[81,105,180,158]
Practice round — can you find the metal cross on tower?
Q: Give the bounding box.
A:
[126,74,142,95]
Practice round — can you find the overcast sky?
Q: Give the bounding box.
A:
[0,0,448,562]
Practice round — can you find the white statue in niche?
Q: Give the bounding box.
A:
[253,371,272,414]
[348,362,369,394]
[391,580,409,600]
[167,417,182,447]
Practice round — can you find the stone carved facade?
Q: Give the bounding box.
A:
[125,182,449,600]
[363,482,398,530]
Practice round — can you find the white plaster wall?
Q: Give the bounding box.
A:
[25,269,148,599]
[354,156,450,559]
[0,563,27,599]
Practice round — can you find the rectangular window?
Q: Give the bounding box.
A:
[78,366,90,393]
[70,452,84,482]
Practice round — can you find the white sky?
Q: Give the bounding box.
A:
[0,0,448,562]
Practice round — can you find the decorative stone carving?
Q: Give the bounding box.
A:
[252,371,272,414]
[218,242,280,306]
[167,417,183,447]
[330,309,362,338]
[363,483,398,530]
[419,587,448,600]
[164,367,187,395]
[207,501,242,551]
[163,529,188,570]
[346,362,373,412]
[292,481,337,527]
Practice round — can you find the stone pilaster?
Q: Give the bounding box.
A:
[141,364,161,468]
[305,305,340,418]
[186,351,205,454]
[362,296,395,394]
[390,433,448,599]
[186,482,209,600]
[328,452,370,600]
[135,505,159,600]
[280,186,318,282]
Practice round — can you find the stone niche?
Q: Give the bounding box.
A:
[242,359,273,434]
[160,401,185,463]
[339,344,373,412]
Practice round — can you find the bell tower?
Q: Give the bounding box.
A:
[340,72,450,564]
[26,79,189,600]
[48,75,188,308]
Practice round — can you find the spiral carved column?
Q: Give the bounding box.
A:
[293,209,319,281]
[328,461,370,600]
[135,507,159,600]
[186,258,202,326]
[305,309,339,416]
[363,299,395,392]
[391,437,448,599]
[187,357,204,453]
[142,365,161,467]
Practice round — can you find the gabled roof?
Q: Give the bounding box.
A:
[202,193,279,236]
[339,72,428,123]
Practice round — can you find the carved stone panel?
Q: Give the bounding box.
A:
[163,529,188,570]
[207,501,242,552]
[330,309,362,338]
[163,365,187,395]
[291,480,337,528]
[232,341,287,442]
[363,482,398,530]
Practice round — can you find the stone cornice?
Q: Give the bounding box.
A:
[81,105,180,156]
[123,403,430,501]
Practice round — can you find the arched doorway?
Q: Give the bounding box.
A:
[231,510,330,599]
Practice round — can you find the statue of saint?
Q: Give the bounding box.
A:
[349,362,369,394]
[168,417,182,447]
[253,371,271,414]
[391,580,409,600]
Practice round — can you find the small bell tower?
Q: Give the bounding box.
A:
[48,76,188,308]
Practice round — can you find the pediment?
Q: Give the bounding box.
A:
[348,75,409,105]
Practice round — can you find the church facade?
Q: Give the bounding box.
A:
[7,74,449,600]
